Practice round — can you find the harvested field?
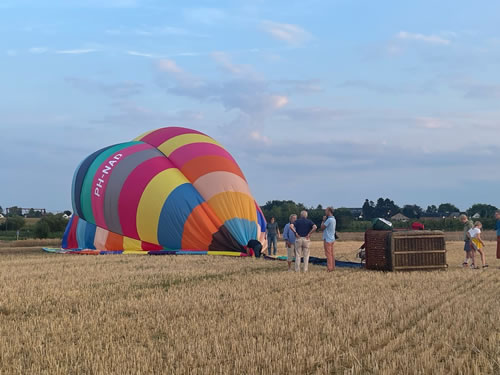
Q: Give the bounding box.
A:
[0,240,499,374]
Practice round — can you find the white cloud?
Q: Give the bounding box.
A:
[29,47,48,54]
[396,31,450,45]
[270,95,288,109]
[156,59,289,116]
[158,59,185,74]
[56,48,97,54]
[109,26,208,38]
[6,49,17,56]
[416,117,453,129]
[127,50,155,58]
[249,130,271,145]
[260,21,312,45]
[211,51,259,79]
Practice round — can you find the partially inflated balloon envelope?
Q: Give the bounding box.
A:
[62,127,267,255]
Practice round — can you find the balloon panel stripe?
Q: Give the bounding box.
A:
[181,202,222,250]
[157,183,205,249]
[118,156,175,239]
[136,168,190,244]
[168,142,237,169]
[157,134,220,157]
[193,171,251,201]
[73,145,113,219]
[139,127,203,147]
[91,143,151,231]
[103,147,163,235]
[180,155,246,183]
[80,142,139,224]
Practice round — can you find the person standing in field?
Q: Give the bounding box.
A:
[496,210,500,260]
[266,217,280,256]
[459,214,474,268]
[282,214,297,271]
[468,221,488,268]
[321,207,337,272]
[290,210,317,272]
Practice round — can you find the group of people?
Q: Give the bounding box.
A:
[265,207,337,272]
[459,211,500,269]
[263,209,500,272]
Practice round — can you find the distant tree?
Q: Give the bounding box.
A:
[0,206,3,215]
[308,207,324,228]
[362,199,375,220]
[425,205,439,216]
[5,216,25,231]
[438,203,460,216]
[402,204,423,219]
[260,200,307,229]
[34,220,50,239]
[333,208,353,231]
[374,198,400,219]
[40,213,68,233]
[466,204,498,218]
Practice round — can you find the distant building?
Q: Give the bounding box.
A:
[472,213,481,219]
[391,213,410,222]
[449,212,460,219]
[0,213,4,219]
[347,208,363,218]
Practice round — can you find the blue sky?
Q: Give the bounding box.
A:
[1,0,500,212]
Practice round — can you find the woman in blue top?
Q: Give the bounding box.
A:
[321,207,336,272]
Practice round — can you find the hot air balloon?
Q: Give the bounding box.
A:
[61,127,267,256]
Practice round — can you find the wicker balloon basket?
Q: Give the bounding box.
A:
[365,230,447,271]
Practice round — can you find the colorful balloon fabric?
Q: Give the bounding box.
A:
[62,127,267,255]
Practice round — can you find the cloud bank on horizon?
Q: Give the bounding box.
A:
[1,0,500,212]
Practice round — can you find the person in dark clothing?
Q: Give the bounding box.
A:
[290,210,317,272]
[246,239,263,258]
[266,217,281,256]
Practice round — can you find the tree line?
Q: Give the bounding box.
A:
[260,199,499,232]
[361,199,498,220]
[0,205,70,239]
[1,198,498,240]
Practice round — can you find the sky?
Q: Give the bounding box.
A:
[1,0,500,213]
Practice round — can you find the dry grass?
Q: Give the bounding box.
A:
[0,239,61,248]
[0,240,499,374]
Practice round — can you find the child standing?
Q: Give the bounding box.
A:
[468,221,488,268]
[459,214,474,268]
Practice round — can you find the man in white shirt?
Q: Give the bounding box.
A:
[321,207,336,272]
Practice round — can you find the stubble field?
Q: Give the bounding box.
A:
[0,239,499,374]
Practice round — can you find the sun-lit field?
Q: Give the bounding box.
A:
[0,239,499,374]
